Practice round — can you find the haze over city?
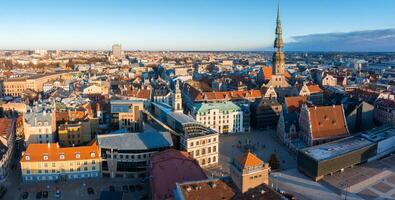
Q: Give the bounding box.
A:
[0,1,395,200]
[1,0,395,51]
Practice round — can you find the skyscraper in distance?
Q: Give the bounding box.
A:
[112,44,122,59]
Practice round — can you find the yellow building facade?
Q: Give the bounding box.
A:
[20,141,101,182]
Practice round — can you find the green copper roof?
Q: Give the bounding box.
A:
[193,102,241,115]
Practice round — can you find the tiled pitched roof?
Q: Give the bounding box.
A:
[150,149,207,200]
[306,84,322,94]
[308,105,349,140]
[285,96,307,112]
[234,152,263,168]
[21,141,99,162]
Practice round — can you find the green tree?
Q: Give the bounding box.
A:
[269,153,280,170]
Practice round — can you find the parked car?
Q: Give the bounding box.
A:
[283,192,296,200]
[22,192,29,199]
[0,186,7,199]
[36,191,42,199]
[43,191,48,198]
[55,190,61,198]
[87,187,94,195]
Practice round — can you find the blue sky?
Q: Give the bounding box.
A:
[1,0,395,51]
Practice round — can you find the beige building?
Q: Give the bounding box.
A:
[183,132,219,168]
[23,103,57,145]
[230,152,270,193]
[58,119,98,147]
[3,71,74,96]
[110,100,144,131]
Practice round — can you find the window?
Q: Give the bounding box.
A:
[213,146,217,152]
[213,156,216,162]
[84,167,88,171]
[90,152,96,158]
[75,153,80,159]
[26,156,30,161]
[59,154,65,160]
[208,147,211,153]
[92,160,96,164]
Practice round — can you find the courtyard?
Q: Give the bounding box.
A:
[216,129,297,175]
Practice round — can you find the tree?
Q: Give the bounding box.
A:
[269,153,280,170]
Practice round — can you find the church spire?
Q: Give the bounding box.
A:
[274,2,283,49]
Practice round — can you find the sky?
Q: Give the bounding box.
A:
[1,0,395,51]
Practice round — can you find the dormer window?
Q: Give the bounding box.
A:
[59,153,65,160]
[26,155,30,161]
[75,153,80,159]
[90,152,96,158]
[43,154,48,161]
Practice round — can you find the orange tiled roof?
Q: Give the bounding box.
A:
[260,66,272,80]
[306,84,323,94]
[235,152,263,168]
[308,105,348,140]
[285,96,307,112]
[285,71,292,79]
[21,141,100,162]
[129,89,151,99]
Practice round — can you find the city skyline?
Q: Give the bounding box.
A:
[1,0,395,51]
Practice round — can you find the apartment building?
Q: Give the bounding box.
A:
[20,141,101,182]
[192,102,244,133]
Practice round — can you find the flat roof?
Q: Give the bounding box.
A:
[98,130,173,150]
[152,102,196,124]
[301,136,374,162]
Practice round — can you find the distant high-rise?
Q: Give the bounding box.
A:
[112,44,122,59]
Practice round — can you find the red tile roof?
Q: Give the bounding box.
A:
[150,149,207,200]
[285,96,307,112]
[308,105,348,140]
[234,152,264,168]
[306,84,323,94]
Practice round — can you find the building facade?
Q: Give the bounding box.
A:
[0,118,16,182]
[20,141,101,182]
[23,102,57,146]
[98,131,173,179]
[192,102,244,133]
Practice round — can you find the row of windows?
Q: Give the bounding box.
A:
[189,137,217,147]
[107,153,150,160]
[189,146,217,157]
[26,166,97,174]
[250,174,263,180]
[25,152,96,161]
[198,156,217,165]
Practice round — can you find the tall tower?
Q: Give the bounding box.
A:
[266,2,290,89]
[172,80,183,112]
[273,4,285,75]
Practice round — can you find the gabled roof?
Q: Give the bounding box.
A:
[308,105,349,140]
[285,96,307,112]
[234,152,263,168]
[306,84,322,94]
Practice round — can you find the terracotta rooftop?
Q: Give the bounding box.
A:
[306,84,323,94]
[285,96,307,112]
[21,141,99,162]
[308,105,349,140]
[150,149,207,200]
[176,178,282,200]
[234,152,264,168]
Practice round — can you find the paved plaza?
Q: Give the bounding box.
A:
[323,154,395,200]
[217,129,297,174]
